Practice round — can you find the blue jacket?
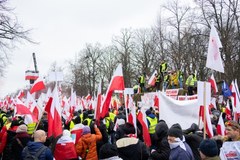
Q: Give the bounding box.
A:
[169,142,194,160]
[21,141,53,160]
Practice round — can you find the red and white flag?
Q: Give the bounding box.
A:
[206,22,224,73]
[17,90,25,100]
[45,85,62,137]
[26,92,43,120]
[101,64,125,118]
[217,113,225,136]
[225,100,232,120]
[137,107,151,147]
[15,98,37,123]
[127,95,137,133]
[30,77,46,94]
[94,82,102,123]
[198,81,214,138]
[148,70,157,86]
[208,74,218,93]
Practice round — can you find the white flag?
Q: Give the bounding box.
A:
[206,22,224,73]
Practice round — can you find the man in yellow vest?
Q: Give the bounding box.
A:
[155,73,161,91]
[159,60,168,77]
[177,68,183,89]
[185,73,196,95]
[139,72,146,93]
[146,109,158,148]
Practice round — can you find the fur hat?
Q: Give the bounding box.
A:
[82,126,91,135]
[199,139,218,157]
[99,143,119,159]
[16,124,27,133]
[168,123,183,140]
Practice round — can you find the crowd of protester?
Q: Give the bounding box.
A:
[0,99,239,160]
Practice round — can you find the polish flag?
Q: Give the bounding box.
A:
[217,113,225,136]
[101,64,125,118]
[206,22,224,73]
[95,82,102,123]
[30,77,46,94]
[26,92,43,120]
[148,70,157,86]
[154,95,159,110]
[45,85,63,138]
[85,94,92,101]
[128,95,137,134]
[225,100,232,120]
[15,98,37,122]
[198,81,214,138]
[208,74,218,93]
[137,107,151,147]
[17,90,25,100]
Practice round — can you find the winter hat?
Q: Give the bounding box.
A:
[122,122,135,135]
[16,124,28,133]
[145,109,151,116]
[82,126,91,135]
[199,139,218,157]
[99,143,119,159]
[155,121,168,138]
[168,123,183,140]
[63,130,71,137]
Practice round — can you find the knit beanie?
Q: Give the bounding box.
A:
[167,123,183,140]
[199,139,218,157]
[16,124,28,133]
[82,126,91,135]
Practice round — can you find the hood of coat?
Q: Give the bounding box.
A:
[82,133,95,144]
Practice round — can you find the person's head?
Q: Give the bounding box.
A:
[225,120,240,141]
[199,139,218,159]
[16,124,28,133]
[99,143,119,159]
[82,125,91,135]
[34,130,47,143]
[123,122,135,135]
[167,123,183,143]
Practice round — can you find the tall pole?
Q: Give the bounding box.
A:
[203,82,207,139]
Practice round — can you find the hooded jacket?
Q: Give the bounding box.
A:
[75,127,102,160]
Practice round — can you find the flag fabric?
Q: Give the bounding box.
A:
[148,70,157,86]
[137,108,151,147]
[225,100,232,120]
[45,85,62,137]
[127,95,137,134]
[30,77,46,94]
[222,81,232,97]
[206,22,224,73]
[101,64,125,118]
[197,81,214,138]
[217,113,225,136]
[208,74,218,93]
[231,80,240,114]
[15,98,37,123]
[95,82,102,123]
[26,92,43,120]
[17,90,25,100]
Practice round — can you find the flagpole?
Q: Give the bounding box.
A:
[203,82,207,139]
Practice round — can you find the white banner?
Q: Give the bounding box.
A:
[158,91,199,129]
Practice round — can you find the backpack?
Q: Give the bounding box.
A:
[23,145,47,160]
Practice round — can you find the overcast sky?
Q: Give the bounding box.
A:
[0,0,165,97]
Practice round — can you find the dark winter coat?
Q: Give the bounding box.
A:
[21,141,53,160]
[169,142,194,160]
[11,132,32,160]
[116,137,149,160]
[151,121,170,160]
[185,131,203,160]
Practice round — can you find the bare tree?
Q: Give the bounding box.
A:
[0,1,33,76]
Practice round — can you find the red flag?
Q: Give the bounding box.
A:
[128,96,137,134]
[137,108,151,147]
[101,64,125,118]
[17,90,25,100]
[30,77,46,94]
[208,74,218,93]
[217,113,225,136]
[95,82,102,123]
[225,100,232,120]
[148,70,157,86]
[45,85,62,137]
[15,99,37,122]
